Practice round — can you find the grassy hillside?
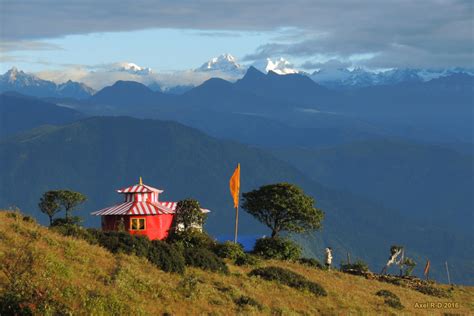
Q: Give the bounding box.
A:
[1,210,473,315]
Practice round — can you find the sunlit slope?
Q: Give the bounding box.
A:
[1,211,473,315]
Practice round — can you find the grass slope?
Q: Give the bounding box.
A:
[1,211,473,315]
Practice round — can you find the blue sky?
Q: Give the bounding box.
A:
[1,28,284,73]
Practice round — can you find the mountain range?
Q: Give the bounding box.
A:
[310,67,474,89]
[0,67,95,99]
[3,54,473,97]
[68,66,473,144]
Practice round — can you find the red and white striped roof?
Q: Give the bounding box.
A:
[92,201,174,216]
[92,201,210,216]
[117,184,163,194]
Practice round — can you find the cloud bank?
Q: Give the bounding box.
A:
[2,0,472,68]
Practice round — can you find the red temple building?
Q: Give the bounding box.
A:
[91,178,210,240]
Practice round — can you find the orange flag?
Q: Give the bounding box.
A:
[424,260,430,276]
[229,163,240,208]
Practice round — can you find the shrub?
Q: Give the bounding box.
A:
[6,212,18,219]
[51,225,98,244]
[376,289,404,309]
[375,289,398,300]
[51,216,82,227]
[340,260,369,275]
[402,257,416,276]
[184,247,229,274]
[414,284,450,298]
[52,228,186,274]
[385,298,404,310]
[177,274,201,299]
[167,230,216,249]
[249,266,327,296]
[235,253,260,266]
[298,258,324,269]
[253,237,301,260]
[92,231,151,257]
[234,295,263,310]
[213,241,245,260]
[22,215,35,223]
[148,240,185,274]
[0,292,33,316]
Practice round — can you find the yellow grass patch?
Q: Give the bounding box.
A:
[0,210,473,315]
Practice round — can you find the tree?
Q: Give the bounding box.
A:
[38,191,61,225]
[174,199,206,231]
[56,190,86,220]
[402,257,416,276]
[242,183,324,238]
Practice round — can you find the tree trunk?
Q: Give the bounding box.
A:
[49,215,53,226]
[271,230,278,238]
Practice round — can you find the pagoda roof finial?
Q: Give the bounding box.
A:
[139,176,143,185]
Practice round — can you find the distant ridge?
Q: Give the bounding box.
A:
[0,68,95,99]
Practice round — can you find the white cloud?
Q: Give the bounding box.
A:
[35,64,241,89]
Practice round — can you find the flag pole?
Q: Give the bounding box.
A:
[234,205,239,243]
[229,163,241,244]
[445,261,451,285]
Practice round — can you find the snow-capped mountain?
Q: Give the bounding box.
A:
[0,68,95,99]
[110,62,153,75]
[57,80,96,99]
[311,67,474,89]
[252,58,299,75]
[196,53,245,76]
[0,67,56,92]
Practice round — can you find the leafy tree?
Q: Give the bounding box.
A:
[174,199,206,231]
[402,257,416,276]
[56,190,86,220]
[242,183,324,238]
[38,191,61,225]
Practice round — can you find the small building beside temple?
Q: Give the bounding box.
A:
[91,178,210,240]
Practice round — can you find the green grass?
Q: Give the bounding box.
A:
[1,210,473,315]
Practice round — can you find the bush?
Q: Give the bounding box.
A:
[249,266,327,296]
[402,257,416,276]
[148,240,185,274]
[235,253,260,266]
[414,284,450,298]
[167,230,216,249]
[234,295,263,310]
[51,225,99,245]
[51,216,82,227]
[66,230,187,274]
[376,289,404,310]
[93,231,151,257]
[177,274,201,299]
[184,247,229,274]
[298,258,324,269]
[213,241,245,260]
[253,237,301,260]
[385,298,404,310]
[22,215,35,223]
[0,292,33,316]
[340,260,369,275]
